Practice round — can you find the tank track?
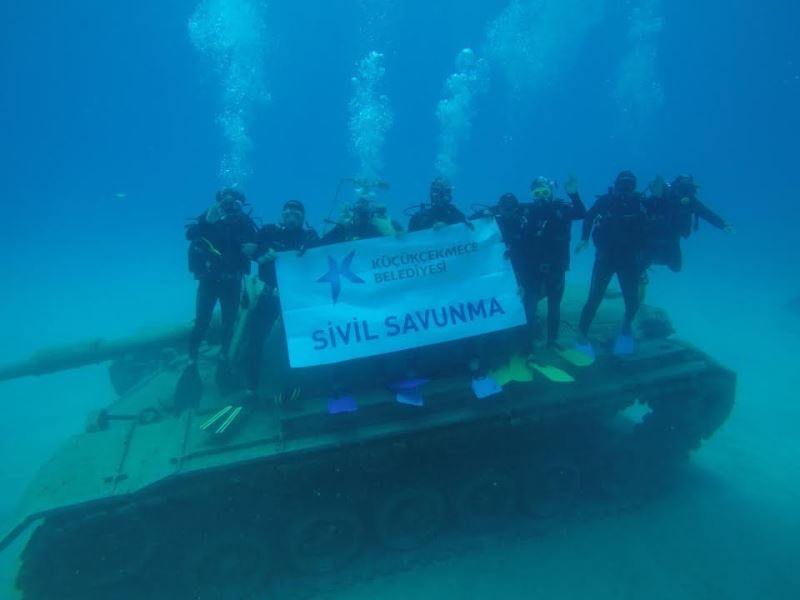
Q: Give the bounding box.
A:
[16,374,733,600]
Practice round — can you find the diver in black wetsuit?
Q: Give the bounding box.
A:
[407,178,471,232]
[470,192,530,263]
[247,199,320,391]
[322,196,401,243]
[522,175,586,349]
[184,188,258,390]
[643,174,734,273]
[575,171,647,355]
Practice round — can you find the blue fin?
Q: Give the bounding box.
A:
[396,388,424,406]
[328,395,358,414]
[613,334,636,356]
[389,378,429,391]
[471,376,503,399]
[575,341,596,361]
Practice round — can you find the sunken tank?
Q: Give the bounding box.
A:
[0,284,735,600]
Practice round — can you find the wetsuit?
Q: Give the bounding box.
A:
[247,224,320,388]
[578,191,646,337]
[186,209,257,360]
[644,191,728,272]
[522,193,586,345]
[321,217,398,244]
[408,203,468,232]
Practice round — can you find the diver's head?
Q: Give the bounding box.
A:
[613,171,637,195]
[671,174,698,203]
[497,193,519,218]
[530,176,554,203]
[281,199,305,229]
[430,178,453,206]
[216,188,246,216]
[353,196,373,224]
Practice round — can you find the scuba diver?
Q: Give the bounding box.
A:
[522,175,586,351]
[575,170,647,357]
[643,174,734,273]
[471,191,531,305]
[247,200,320,392]
[407,178,472,232]
[480,192,531,261]
[177,188,258,408]
[321,196,402,244]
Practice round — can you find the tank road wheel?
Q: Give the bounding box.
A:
[374,485,446,550]
[453,469,518,532]
[283,507,364,574]
[17,508,155,598]
[521,459,582,519]
[353,444,407,478]
[179,529,272,597]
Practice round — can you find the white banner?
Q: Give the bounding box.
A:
[275,219,525,367]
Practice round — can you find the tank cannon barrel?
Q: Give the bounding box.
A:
[0,324,196,383]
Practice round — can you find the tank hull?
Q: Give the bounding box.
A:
[7,329,734,599]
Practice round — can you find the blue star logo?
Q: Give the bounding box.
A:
[317,251,365,304]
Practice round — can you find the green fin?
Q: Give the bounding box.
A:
[509,354,534,382]
[490,365,512,387]
[529,363,575,384]
[556,347,595,368]
[491,354,534,385]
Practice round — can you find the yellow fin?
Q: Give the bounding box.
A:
[490,365,513,387]
[491,354,536,385]
[530,363,575,384]
[556,347,595,368]
[509,354,534,382]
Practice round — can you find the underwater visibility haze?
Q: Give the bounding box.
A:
[0,0,799,598]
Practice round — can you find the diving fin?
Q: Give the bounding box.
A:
[490,365,513,387]
[471,376,503,399]
[389,379,428,407]
[529,363,575,384]
[389,378,429,391]
[490,354,533,386]
[174,362,202,412]
[396,388,425,406]
[328,395,358,414]
[556,346,595,367]
[613,334,636,356]
[508,354,534,382]
[573,342,596,362]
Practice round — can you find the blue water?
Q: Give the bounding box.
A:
[0,0,798,598]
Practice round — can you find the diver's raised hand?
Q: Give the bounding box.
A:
[565,174,579,195]
[206,204,223,224]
